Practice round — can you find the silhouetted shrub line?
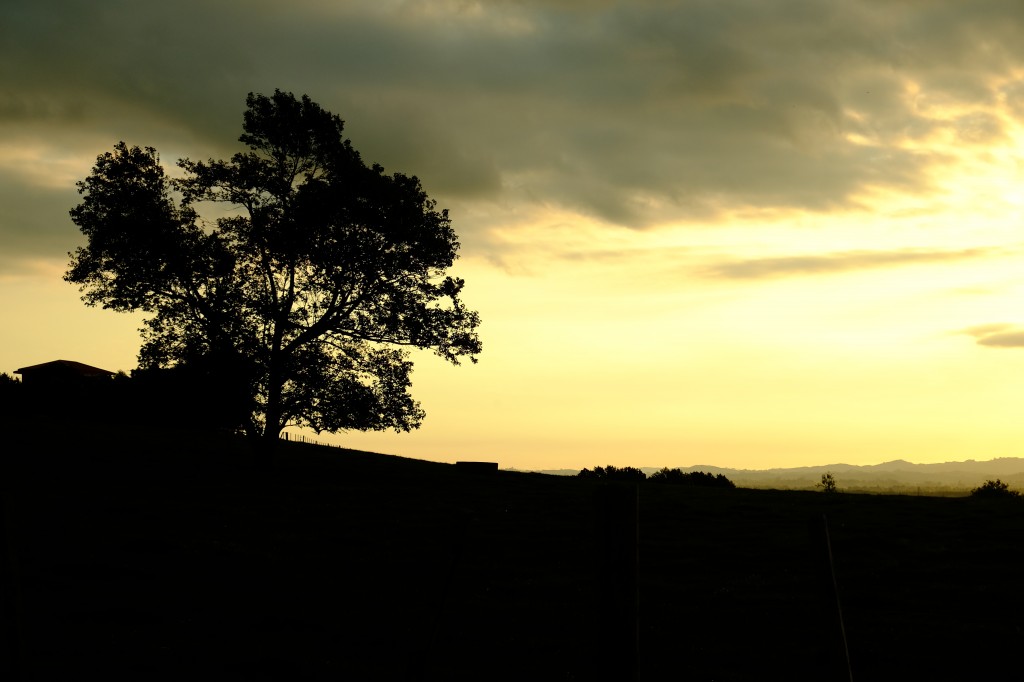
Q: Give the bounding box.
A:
[577,466,736,488]
[577,465,647,482]
[649,468,736,488]
[970,479,1021,499]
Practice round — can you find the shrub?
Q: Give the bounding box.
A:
[648,468,735,489]
[970,479,1020,499]
[577,465,647,482]
[0,371,22,417]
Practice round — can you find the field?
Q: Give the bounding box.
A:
[4,423,1024,680]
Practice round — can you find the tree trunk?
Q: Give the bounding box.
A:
[259,333,289,464]
[262,380,283,458]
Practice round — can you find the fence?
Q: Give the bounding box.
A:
[279,431,347,449]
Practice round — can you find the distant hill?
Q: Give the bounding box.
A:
[513,468,582,477]
[527,458,1024,493]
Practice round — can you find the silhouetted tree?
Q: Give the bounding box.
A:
[124,363,255,432]
[578,465,647,482]
[648,467,736,488]
[66,90,481,445]
[818,472,838,493]
[0,372,21,419]
[970,479,1020,499]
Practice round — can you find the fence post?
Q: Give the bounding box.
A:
[809,513,853,682]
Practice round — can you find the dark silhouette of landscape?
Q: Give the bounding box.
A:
[8,81,1023,676]
[535,459,1024,495]
[4,389,1024,680]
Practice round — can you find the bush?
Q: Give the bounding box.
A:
[0,372,23,419]
[970,479,1020,499]
[577,465,647,482]
[648,468,735,489]
[818,472,838,493]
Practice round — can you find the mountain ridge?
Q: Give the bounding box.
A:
[523,457,1024,492]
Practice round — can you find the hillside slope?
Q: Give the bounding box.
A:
[4,423,1024,680]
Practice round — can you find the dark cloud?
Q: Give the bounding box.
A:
[978,332,1024,348]
[1001,79,1024,117]
[0,169,82,262]
[703,248,991,279]
[961,323,1016,337]
[960,324,1024,348]
[3,0,1024,269]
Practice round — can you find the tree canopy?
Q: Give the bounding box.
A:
[970,479,1020,499]
[66,90,481,442]
[577,465,648,482]
[648,468,736,488]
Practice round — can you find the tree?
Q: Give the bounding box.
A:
[970,479,1020,499]
[577,465,647,482]
[0,372,21,418]
[648,468,736,488]
[818,472,838,493]
[66,90,481,445]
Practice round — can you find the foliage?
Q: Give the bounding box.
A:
[577,465,647,482]
[0,372,21,420]
[818,472,838,493]
[970,479,1021,499]
[66,90,481,442]
[648,467,735,488]
[116,366,256,432]
[577,466,736,487]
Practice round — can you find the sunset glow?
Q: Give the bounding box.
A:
[4,0,1024,470]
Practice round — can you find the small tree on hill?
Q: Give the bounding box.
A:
[970,479,1020,499]
[818,472,838,493]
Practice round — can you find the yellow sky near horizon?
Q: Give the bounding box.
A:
[4,136,1024,472]
[320,105,1024,471]
[4,1,1024,471]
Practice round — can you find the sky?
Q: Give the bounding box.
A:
[3,0,1024,471]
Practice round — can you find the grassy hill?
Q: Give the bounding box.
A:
[4,422,1024,680]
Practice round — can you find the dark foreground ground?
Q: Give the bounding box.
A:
[4,423,1024,680]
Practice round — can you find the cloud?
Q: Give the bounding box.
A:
[960,323,1024,348]
[3,0,1024,270]
[978,332,1024,348]
[954,112,1006,145]
[702,248,992,279]
[0,167,82,262]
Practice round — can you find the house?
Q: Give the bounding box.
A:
[14,360,116,387]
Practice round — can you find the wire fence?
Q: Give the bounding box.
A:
[279,432,346,449]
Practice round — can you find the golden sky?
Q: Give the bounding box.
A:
[3,0,1024,470]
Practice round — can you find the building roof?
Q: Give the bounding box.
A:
[14,360,116,377]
